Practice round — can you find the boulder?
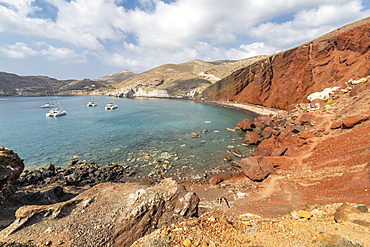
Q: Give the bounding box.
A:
[0,147,24,203]
[239,156,276,181]
[235,119,254,131]
[254,115,273,126]
[242,132,259,145]
[260,126,274,140]
[342,114,370,128]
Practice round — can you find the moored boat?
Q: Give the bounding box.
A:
[105,103,118,110]
[87,100,98,107]
[41,91,54,107]
[45,88,66,117]
[46,108,67,117]
[41,102,55,108]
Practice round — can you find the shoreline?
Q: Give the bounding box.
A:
[192,99,282,117]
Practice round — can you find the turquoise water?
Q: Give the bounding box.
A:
[0,96,254,179]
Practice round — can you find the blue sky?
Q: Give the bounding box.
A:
[0,0,369,80]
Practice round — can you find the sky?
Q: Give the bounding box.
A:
[0,0,369,80]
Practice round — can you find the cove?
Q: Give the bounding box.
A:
[0,96,254,180]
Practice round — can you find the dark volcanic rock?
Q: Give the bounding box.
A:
[0,147,24,204]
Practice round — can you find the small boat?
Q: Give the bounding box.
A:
[105,103,118,110]
[0,92,7,100]
[41,92,54,107]
[41,102,55,108]
[87,100,98,107]
[46,108,67,117]
[45,88,66,117]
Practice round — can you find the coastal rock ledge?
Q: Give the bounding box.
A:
[0,178,199,246]
[0,147,24,204]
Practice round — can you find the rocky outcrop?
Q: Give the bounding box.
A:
[17,162,137,188]
[239,156,275,181]
[201,17,370,110]
[0,178,199,247]
[0,147,24,204]
[331,113,370,129]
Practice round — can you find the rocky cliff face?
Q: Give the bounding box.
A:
[201,17,370,110]
[0,147,24,204]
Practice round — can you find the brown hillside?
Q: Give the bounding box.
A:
[112,57,267,97]
[201,16,370,110]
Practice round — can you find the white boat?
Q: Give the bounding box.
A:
[41,102,55,108]
[40,92,54,107]
[0,92,7,100]
[105,103,118,110]
[87,96,98,107]
[87,100,98,107]
[46,108,67,117]
[46,88,66,117]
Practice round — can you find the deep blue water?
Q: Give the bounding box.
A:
[0,96,253,179]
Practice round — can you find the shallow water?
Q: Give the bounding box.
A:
[0,96,254,179]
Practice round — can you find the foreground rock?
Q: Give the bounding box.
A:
[0,178,199,246]
[0,147,24,204]
[132,203,370,247]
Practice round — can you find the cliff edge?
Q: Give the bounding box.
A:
[201,17,370,110]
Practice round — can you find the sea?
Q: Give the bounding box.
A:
[0,96,254,180]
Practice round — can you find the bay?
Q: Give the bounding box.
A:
[0,96,253,179]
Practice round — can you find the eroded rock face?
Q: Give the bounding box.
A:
[201,17,370,110]
[0,147,24,204]
[0,178,199,247]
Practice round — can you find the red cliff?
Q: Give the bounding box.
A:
[201,17,370,110]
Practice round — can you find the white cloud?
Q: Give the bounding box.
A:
[40,45,87,62]
[249,1,369,48]
[0,0,369,78]
[0,42,37,58]
[0,41,87,62]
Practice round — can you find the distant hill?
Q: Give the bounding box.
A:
[110,56,267,97]
[0,56,269,98]
[0,72,71,96]
[98,70,136,83]
[0,71,132,96]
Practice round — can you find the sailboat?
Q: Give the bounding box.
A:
[0,91,7,101]
[40,91,55,108]
[46,89,66,117]
[87,95,98,107]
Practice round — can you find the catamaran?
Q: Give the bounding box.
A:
[105,103,118,110]
[46,89,66,117]
[87,96,98,107]
[46,108,66,117]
